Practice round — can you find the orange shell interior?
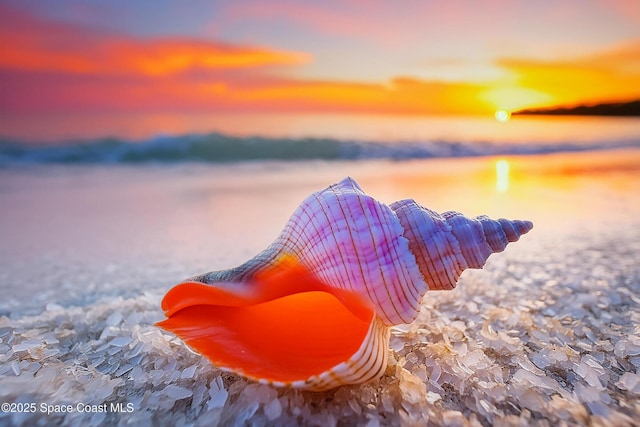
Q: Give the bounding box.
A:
[156,258,374,383]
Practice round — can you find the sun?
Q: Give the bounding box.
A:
[494,109,511,123]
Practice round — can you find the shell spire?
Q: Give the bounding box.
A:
[390,199,533,291]
[157,177,533,391]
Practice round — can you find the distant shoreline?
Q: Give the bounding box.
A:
[513,99,640,117]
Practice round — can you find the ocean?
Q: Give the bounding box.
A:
[1,115,639,165]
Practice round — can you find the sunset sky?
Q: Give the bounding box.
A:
[1,0,639,141]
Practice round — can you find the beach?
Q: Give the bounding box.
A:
[1,148,640,426]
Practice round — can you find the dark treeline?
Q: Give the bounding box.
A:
[514,99,640,117]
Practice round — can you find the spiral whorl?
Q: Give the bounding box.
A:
[391,200,533,291]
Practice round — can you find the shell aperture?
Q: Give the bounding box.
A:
[157,177,533,390]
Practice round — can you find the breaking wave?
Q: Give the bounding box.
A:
[1,133,639,165]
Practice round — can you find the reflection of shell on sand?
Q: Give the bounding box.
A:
[157,177,533,390]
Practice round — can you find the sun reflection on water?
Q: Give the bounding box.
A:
[496,159,510,192]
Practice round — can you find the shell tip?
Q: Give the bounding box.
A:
[517,220,534,236]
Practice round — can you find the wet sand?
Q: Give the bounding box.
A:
[1,149,639,426]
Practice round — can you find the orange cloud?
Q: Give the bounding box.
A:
[0,5,309,76]
[1,68,493,117]
[486,40,640,110]
[103,39,310,76]
[383,78,490,115]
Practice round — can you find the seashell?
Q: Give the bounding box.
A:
[157,177,532,391]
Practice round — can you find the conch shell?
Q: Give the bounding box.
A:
[157,177,532,391]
